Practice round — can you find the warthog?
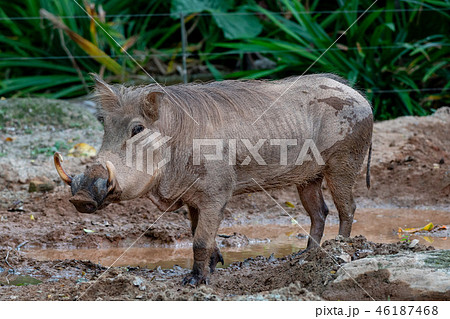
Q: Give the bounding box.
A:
[54,74,373,285]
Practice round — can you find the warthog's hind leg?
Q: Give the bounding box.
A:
[325,158,358,238]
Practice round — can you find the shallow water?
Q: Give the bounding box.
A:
[24,208,449,269]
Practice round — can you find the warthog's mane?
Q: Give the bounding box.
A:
[94,77,279,142]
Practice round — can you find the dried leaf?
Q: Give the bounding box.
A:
[121,35,138,52]
[422,236,434,243]
[285,231,295,237]
[356,42,363,54]
[68,143,97,157]
[285,201,295,208]
[336,44,348,51]
[40,9,123,75]
[398,222,436,234]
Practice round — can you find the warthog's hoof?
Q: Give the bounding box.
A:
[209,247,224,273]
[182,273,209,287]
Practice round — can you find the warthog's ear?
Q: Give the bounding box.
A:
[90,73,119,111]
[143,92,164,121]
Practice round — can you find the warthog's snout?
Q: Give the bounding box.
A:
[53,152,121,213]
[69,192,98,214]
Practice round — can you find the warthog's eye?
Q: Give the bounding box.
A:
[97,115,104,124]
[131,124,145,137]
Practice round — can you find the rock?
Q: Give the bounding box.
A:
[155,266,164,275]
[132,276,146,291]
[331,250,450,299]
[173,265,183,272]
[267,253,276,263]
[218,232,249,247]
[404,155,414,163]
[336,253,351,263]
[132,277,143,287]
[0,165,19,183]
[409,239,419,248]
[28,177,55,192]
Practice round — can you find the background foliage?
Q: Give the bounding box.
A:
[0,0,449,119]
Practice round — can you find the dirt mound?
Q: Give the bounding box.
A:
[209,235,434,298]
[354,107,450,206]
[0,190,192,250]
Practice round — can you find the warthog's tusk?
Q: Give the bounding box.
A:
[53,152,72,186]
[105,161,117,193]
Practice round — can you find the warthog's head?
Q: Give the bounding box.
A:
[54,75,163,213]
[54,153,121,213]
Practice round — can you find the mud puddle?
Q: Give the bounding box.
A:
[22,208,449,268]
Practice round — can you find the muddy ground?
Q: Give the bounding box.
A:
[0,98,449,300]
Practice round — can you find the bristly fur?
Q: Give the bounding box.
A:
[92,74,372,147]
[93,73,354,122]
[93,77,278,142]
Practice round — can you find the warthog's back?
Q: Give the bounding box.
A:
[161,74,372,145]
[158,74,373,193]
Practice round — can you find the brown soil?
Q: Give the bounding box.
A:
[0,104,449,300]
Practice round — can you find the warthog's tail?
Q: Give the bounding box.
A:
[366,143,372,189]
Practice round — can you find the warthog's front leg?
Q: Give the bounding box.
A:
[187,205,224,275]
[183,203,225,286]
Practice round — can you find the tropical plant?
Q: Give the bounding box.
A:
[0,0,448,120]
[208,0,450,119]
[0,0,179,97]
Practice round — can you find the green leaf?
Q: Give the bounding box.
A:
[6,275,42,287]
[385,22,395,32]
[205,60,223,80]
[170,0,233,16]
[212,10,263,40]
[224,64,288,79]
